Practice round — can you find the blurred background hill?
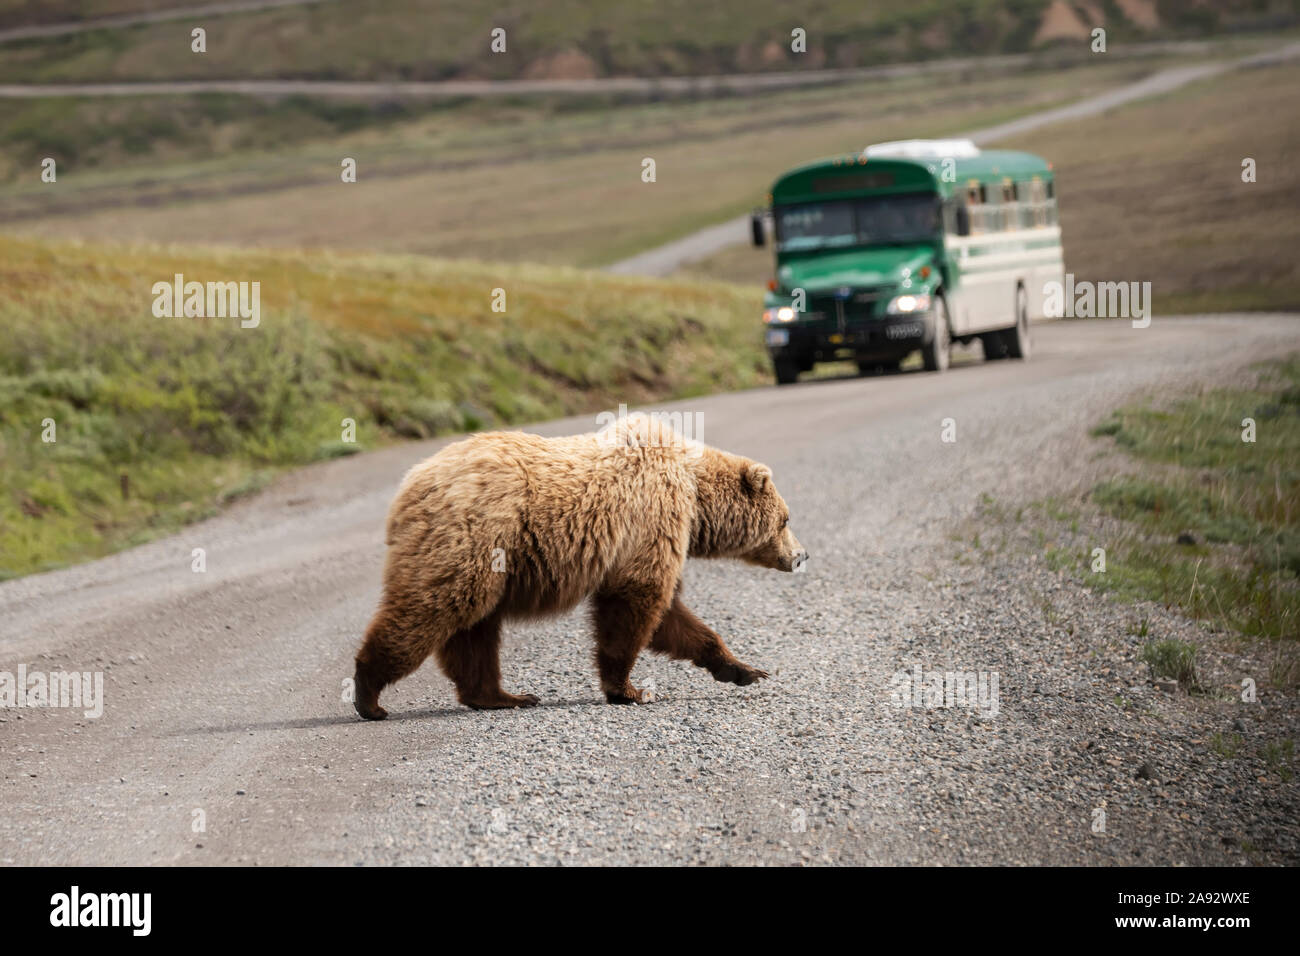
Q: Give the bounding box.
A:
[1,0,1296,80]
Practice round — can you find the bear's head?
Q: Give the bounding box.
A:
[691,452,807,572]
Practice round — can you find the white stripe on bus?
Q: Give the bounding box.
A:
[945,226,1062,250]
[956,250,1064,272]
[955,260,1064,285]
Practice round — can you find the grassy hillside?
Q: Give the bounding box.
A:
[682,58,1300,313]
[0,0,1294,81]
[0,55,1201,266]
[0,236,767,578]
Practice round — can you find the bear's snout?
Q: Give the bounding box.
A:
[767,525,807,572]
[777,546,809,572]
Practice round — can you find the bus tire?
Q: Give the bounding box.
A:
[921,295,951,373]
[773,358,800,385]
[1006,285,1031,360]
[981,331,1009,360]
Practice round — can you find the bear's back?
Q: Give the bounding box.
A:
[385,425,696,584]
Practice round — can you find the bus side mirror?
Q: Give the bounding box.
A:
[955,205,971,237]
[750,211,766,248]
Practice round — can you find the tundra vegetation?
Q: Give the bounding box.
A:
[1027,356,1300,692]
[0,237,767,578]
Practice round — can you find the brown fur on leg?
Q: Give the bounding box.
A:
[437,611,538,709]
[592,585,673,703]
[649,592,769,687]
[354,616,409,721]
[354,601,454,720]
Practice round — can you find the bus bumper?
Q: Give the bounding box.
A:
[765,314,929,364]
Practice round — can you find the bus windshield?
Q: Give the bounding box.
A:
[775,192,940,252]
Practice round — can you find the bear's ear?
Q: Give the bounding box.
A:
[742,462,772,495]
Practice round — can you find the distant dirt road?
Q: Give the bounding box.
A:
[0,0,332,43]
[2,316,1297,865]
[605,42,1300,277]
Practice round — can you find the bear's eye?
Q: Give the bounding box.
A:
[780,516,789,529]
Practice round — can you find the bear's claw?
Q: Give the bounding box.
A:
[356,702,389,721]
[605,685,648,705]
[712,662,769,687]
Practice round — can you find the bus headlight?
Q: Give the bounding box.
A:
[763,306,797,323]
[885,293,931,315]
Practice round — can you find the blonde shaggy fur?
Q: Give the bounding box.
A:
[353,413,805,717]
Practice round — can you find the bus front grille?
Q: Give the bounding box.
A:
[807,292,886,322]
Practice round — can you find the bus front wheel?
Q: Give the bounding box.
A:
[1006,286,1032,360]
[921,295,951,373]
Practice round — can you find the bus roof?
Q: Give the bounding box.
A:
[770,148,1053,205]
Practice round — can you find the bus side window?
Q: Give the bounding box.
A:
[965,184,985,234]
[942,198,957,235]
[1002,181,1018,230]
[1028,179,1047,227]
[1045,178,1058,226]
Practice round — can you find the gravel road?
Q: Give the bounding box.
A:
[1,315,1297,865]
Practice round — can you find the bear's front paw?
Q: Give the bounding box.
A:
[712,662,769,687]
[605,684,648,705]
[463,691,540,710]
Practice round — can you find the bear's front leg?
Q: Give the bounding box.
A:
[591,585,673,704]
[649,593,769,687]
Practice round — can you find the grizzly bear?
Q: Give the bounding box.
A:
[352,412,806,718]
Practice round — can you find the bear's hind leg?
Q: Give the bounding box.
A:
[354,607,440,721]
[437,611,539,710]
[650,593,769,687]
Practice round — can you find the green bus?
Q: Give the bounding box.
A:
[754,139,1063,383]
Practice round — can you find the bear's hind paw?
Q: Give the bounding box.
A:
[712,662,769,687]
[355,702,389,721]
